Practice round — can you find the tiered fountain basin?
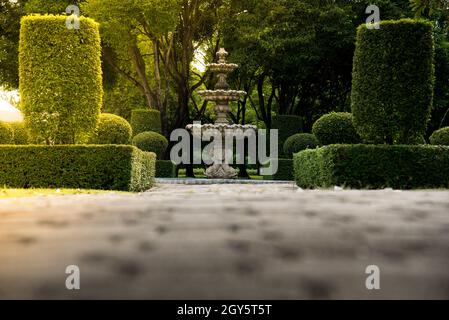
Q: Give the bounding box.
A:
[208,63,239,73]
[198,90,247,101]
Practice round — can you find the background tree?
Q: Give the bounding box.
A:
[0,0,27,89]
[83,0,223,136]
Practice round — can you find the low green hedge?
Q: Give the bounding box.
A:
[264,159,293,181]
[294,145,449,189]
[89,113,132,145]
[0,145,155,191]
[312,112,360,145]
[132,131,168,159]
[156,160,177,178]
[283,133,319,158]
[10,122,30,145]
[131,109,162,136]
[430,127,449,146]
[0,121,13,144]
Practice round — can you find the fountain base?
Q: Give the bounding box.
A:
[205,163,238,179]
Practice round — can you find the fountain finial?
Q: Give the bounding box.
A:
[217,48,229,63]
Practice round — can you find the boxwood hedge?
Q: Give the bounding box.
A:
[10,122,30,145]
[271,115,303,156]
[89,113,132,145]
[430,127,449,146]
[0,121,13,144]
[294,145,449,189]
[0,145,155,191]
[283,133,319,158]
[131,109,162,136]
[19,15,103,144]
[351,19,435,144]
[156,160,177,178]
[132,131,168,159]
[312,112,360,145]
[264,159,293,181]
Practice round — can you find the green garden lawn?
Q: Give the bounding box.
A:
[0,188,129,199]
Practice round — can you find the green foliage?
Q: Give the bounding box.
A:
[132,131,168,159]
[89,113,132,145]
[0,145,155,191]
[294,144,449,189]
[103,74,146,121]
[430,40,449,132]
[130,109,162,136]
[312,112,360,145]
[0,121,13,144]
[430,127,449,145]
[223,0,359,130]
[19,15,102,144]
[0,0,23,88]
[351,19,435,144]
[24,0,73,14]
[271,115,303,155]
[156,160,176,178]
[264,159,293,181]
[9,122,29,145]
[283,133,319,158]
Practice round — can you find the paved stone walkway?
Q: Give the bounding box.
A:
[0,184,448,299]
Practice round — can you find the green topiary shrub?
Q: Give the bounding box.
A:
[0,145,155,191]
[19,15,102,144]
[283,133,319,158]
[9,122,30,145]
[89,113,132,145]
[351,19,435,144]
[131,109,162,136]
[156,160,177,178]
[312,112,360,145]
[0,121,13,144]
[132,131,168,159]
[294,145,449,189]
[430,127,449,146]
[271,115,303,155]
[264,159,293,181]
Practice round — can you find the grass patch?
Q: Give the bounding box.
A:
[0,188,130,199]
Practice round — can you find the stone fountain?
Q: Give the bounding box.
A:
[187,48,257,179]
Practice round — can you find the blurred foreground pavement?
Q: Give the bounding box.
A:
[0,184,448,299]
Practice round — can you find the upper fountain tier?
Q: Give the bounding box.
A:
[198,48,246,102]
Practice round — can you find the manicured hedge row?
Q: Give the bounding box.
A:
[0,145,155,191]
[294,145,449,189]
[351,19,435,144]
[156,160,177,178]
[264,159,293,181]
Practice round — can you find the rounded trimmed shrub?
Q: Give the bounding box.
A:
[283,133,319,158]
[9,122,30,145]
[89,113,132,145]
[132,131,168,159]
[19,15,102,144]
[0,121,13,144]
[312,112,360,145]
[131,109,162,136]
[271,115,303,155]
[351,19,435,144]
[430,127,449,146]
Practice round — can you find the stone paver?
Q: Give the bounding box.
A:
[0,184,448,299]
